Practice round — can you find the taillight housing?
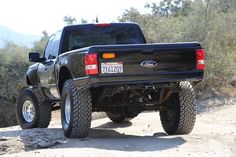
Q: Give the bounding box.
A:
[196,49,205,70]
[85,53,98,75]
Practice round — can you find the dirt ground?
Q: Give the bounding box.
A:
[0,104,235,157]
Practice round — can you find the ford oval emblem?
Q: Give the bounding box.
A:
[140,60,158,68]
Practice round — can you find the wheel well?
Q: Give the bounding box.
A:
[26,76,31,85]
[58,67,72,95]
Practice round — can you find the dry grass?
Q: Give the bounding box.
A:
[220,87,236,97]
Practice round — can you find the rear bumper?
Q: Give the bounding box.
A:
[73,71,204,90]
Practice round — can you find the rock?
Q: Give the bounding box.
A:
[36,139,68,148]
[0,144,8,155]
[37,140,57,148]
[0,137,8,141]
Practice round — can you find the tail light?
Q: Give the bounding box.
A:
[196,49,205,70]
[85,53,98,75]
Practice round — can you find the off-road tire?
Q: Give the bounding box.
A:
[160,81,196,135]
[16,89,52,129]
[106,112,132,123]
[61,79,92,138]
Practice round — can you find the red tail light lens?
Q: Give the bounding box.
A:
[196,49,205,70]
[85,53,98,75]
[95,23,111,27]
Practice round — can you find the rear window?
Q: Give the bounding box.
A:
[63,24,146,52]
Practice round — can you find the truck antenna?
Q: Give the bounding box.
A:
[95,16,99,23]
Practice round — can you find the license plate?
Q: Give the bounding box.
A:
[101,62,123,74]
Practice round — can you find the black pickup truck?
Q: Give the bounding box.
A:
[16,23,205,138]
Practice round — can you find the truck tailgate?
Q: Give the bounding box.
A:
[95,43,201,77]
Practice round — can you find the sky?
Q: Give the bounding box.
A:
[0,0,158,36]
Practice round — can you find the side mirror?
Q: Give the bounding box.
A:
[29,52,43,62]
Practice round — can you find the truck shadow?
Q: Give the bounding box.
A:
[0,125,186,153]
[80,128,186,152]
[94,121,133,129]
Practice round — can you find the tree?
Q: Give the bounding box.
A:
[42,30,49,37]
[118,8,143,22]
[81,18,88,24]
[145,0,192,17]
[0,42,29,127]
[32,31,49,54]
[63,16,77,25]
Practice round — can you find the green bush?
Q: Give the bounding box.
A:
[0,42,30,127]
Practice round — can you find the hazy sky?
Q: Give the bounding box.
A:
[0,0,157,35]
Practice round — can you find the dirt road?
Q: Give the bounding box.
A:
[0,105,235,157]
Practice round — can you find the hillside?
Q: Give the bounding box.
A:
[0,25,41,48]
